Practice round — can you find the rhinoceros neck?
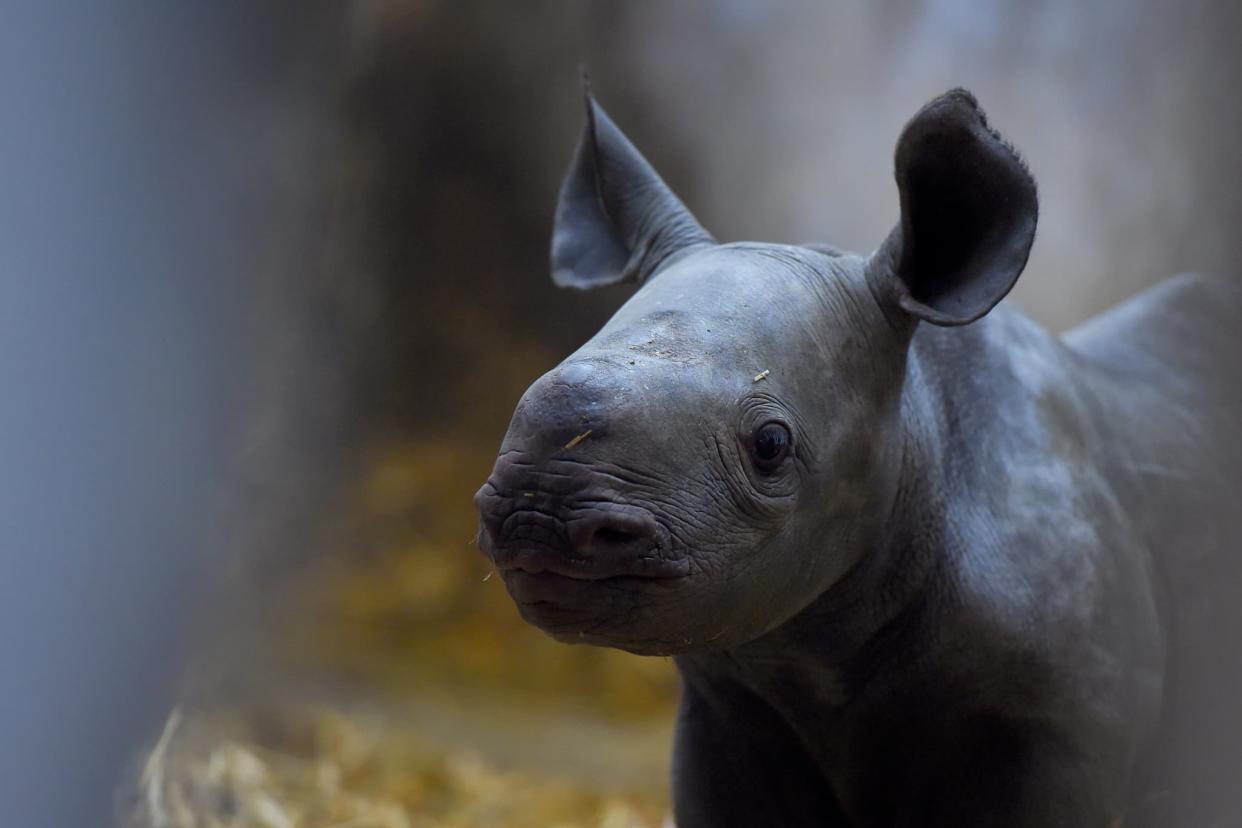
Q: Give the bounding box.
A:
[676,311,1025,730]
[677,332,953,700]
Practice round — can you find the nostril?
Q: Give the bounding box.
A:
[571,514,659,559]
[593,526,641,548]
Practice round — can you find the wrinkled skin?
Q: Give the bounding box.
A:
[478,245,902,656]
[474,89,1242,826]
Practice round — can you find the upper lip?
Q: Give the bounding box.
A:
[493,547,689,581]
[476,466,689,581]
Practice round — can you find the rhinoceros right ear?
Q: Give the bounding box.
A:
[872,89,1038,327]
[550,90,713,290]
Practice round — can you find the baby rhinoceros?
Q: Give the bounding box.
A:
[474,88,1242,827]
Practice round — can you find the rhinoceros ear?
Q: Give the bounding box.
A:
[872,89,1038,326]
[550,89,713,289]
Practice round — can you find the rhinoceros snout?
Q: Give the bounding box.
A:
[500,359,639,455]
[474,453,680,582]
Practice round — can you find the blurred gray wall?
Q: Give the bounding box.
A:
[329,0,1242,451]
[0,3,346,825]
[612,1,1242,329]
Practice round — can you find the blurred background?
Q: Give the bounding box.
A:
[1,2,1239,826]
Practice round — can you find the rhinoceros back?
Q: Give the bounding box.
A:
[1064,272,1242,826]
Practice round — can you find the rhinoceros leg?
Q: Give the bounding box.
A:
[670,681,848,828]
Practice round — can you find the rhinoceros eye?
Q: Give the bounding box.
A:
[750,422,791,470]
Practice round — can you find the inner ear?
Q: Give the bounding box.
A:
[550,86,713,290]
[887,89,1038,326]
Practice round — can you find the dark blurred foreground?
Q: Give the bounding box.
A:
[1,3,1239,826]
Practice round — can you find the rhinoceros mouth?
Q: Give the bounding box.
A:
[498,548,687,581]
[500,565,691,652]
[475,453,701,651]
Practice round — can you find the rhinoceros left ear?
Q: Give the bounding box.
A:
[872,89,1038,326]
[550,89,714,289]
